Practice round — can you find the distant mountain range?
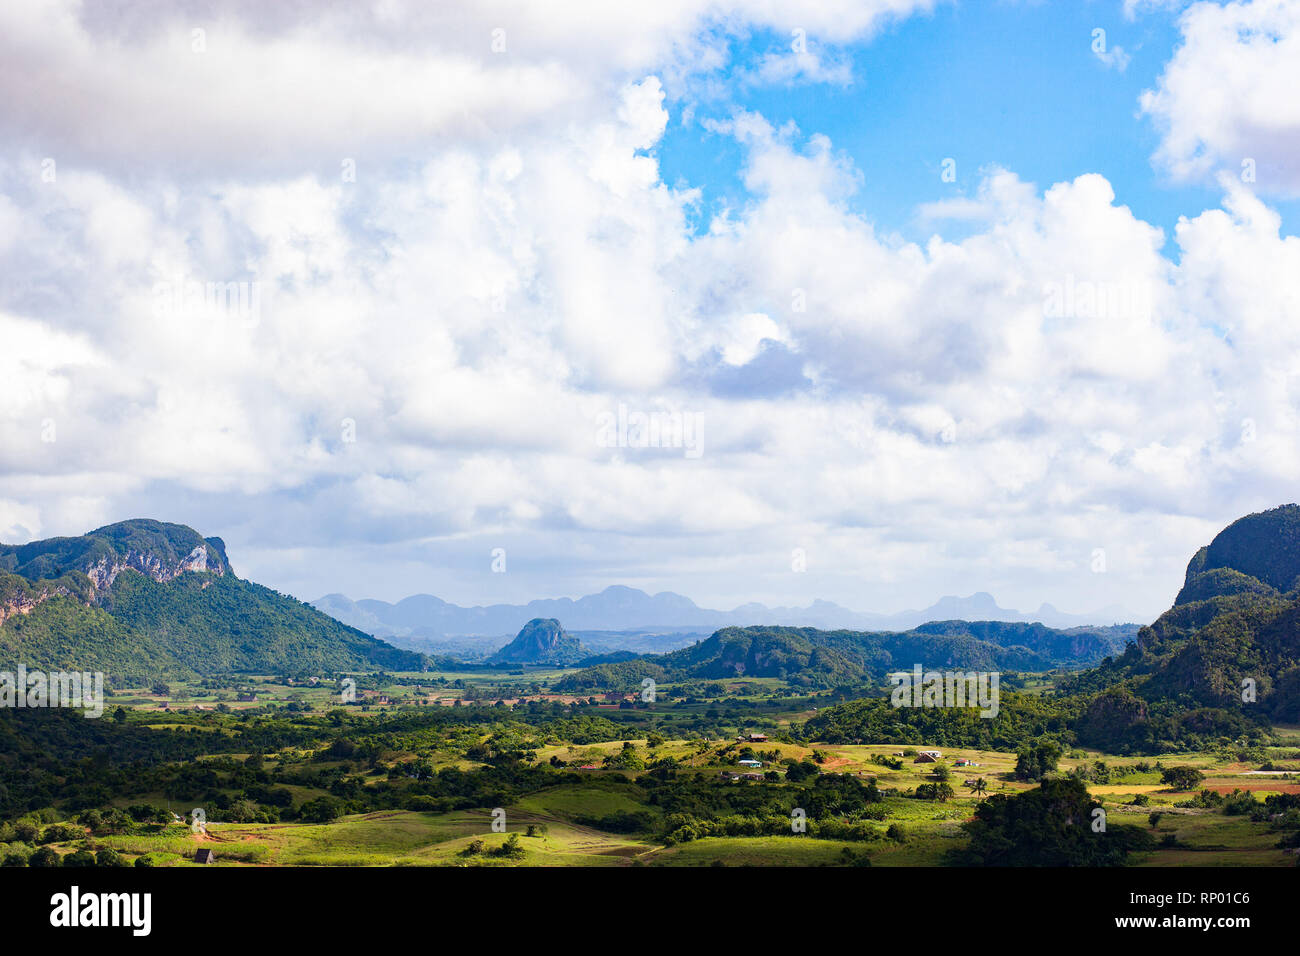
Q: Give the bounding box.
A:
[312,585,1138,653]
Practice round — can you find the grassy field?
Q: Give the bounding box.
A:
[30,675,1297,868]
[56,743,1299,867]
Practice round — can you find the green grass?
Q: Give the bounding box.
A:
[647,836,870,866]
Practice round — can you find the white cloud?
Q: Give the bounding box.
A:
[3,0,1299,621]
[0,0,935,173]
[1094,43,1131,72]
[1141,0,1300,193]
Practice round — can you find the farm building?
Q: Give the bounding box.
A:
[746,733,769,743]
[914,750,943,763]
[738,759,762,768]
[193,849,215,864]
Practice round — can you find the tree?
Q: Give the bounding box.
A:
[28,847,61,867]
[786,760,820,782]
[1014,741,1062,782]
[966,777,989,797]
[298,796,343,823]
[951,778,1155,867]
[1160,766,1205,791]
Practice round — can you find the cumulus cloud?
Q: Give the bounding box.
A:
[1141,0,1300,193]
[0,0,934,173]
[2,0,1298,620]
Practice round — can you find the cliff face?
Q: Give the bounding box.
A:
[0,519,230,619]
[0,579,76,626]
[0,519,423,681]
[81,542,222,590]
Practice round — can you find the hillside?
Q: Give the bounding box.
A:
[0,519,424,683]
[1025,504,1300,752]
[555,620,1137,691]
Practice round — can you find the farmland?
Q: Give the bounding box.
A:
[2,671,1297,868]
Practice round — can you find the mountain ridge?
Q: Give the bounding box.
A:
[313,585,1138,646]
[0,519,424,682]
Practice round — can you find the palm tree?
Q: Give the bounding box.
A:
[966,777,989,797]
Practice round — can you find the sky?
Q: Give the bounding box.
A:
[3,0,1300,623]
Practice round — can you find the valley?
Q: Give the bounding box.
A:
[3,507,1300,868]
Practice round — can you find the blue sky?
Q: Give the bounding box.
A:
[662,1,1299,244]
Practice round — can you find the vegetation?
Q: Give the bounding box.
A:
[2,506,1299,867]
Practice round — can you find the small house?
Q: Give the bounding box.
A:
[914,750,942,763]
[193,848,215,865]
[738,758,762,768]
[746,733,769,743]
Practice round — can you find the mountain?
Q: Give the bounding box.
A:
[554,620,1138,691]
[1066,504,1300,749]
[313,585,1137,648]
[0,519,424,683]
[490,618,589,666]
[1177,504,1300,602]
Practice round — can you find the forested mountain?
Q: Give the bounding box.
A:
[555,620,1137,691]
[1062,504,1300,750]
[801,505,1300,754]
[0,519,424,683]
[489,619,589,666]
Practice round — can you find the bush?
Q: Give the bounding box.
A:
[1221,789,1259,816]
[489,834,525,859]
[298,796,343,823]
[29,847,61,867]
[40,824,82,844]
